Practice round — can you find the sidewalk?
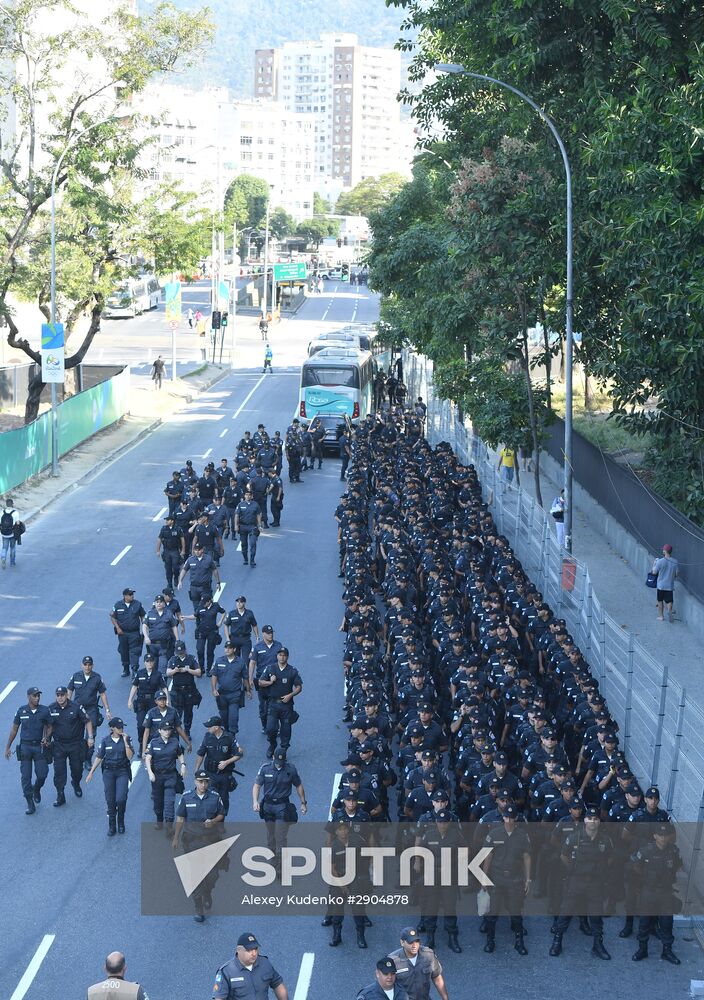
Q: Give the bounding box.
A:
[501,451,704,706]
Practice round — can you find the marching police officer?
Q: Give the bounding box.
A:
[388,927,448,1000]
[142,594,179,672]
[356,959,408,1000]
[141,691,191,756]
[67,656,111,765]
[177,542,220,610]
[156,514,185,590]
[416,812,464,953]
[48,685,93,806]
[211,640,250,736]
[212,933,288,998]
[248,625,283,732]
[163,469,184,515]
[195,715,243,816]
[144,720,186,829]
[109,587,145,678]
[4,686,52,814]
[234,485,262,567]
[259,647,302,757]
[224,594,259,663]
[86,717,134,836]
[252,749,307,857]
[127,652,167,754]
[172,769,225,922]
[285,428,303,483]
[166,640,202,735]
[482,805,532,955]
[187,592,225,675]
[267,468,284,526]
[631,824,682,964]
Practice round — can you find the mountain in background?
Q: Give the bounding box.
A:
[140,0,408,97]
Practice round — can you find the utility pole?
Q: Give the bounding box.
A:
[262,197,271,320]
[231,218,237,367]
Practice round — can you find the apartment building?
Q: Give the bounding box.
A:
[254,33,405,189]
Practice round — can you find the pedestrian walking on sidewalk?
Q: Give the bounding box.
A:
[497,445,516,491]
[652,544,679,622]
[187,308,194,329]
[550,489,566,548]
[263,343,273,373]
[151,355,165,389]
[1,497,19,568]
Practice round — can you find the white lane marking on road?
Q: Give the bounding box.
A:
[111,545,132,566]
[293,953,315,1000]
[219,428,228,438]
[10,934,56,1000]
[0,680,18,705]
[130,759,141,781]
[329,772,343,816]
[203,448,212,458]
[232,373,267,419]
[56,601,84,628]
[153,506,167,522]
[213,582,226,602]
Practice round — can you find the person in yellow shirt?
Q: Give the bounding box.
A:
[497,446,516,490]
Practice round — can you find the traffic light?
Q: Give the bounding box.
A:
[221,312,228,328]
[337,238,342,248]
[211,310,221,330]
[343,236,348,245]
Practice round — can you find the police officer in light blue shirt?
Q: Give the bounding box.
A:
[212,933,287,999]
[172,769,225,922]
[211,641,250,736]
[86,717,133,836]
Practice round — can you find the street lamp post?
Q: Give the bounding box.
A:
[50,116,113,476]
[435,63,574,552]
[261,197,271,321]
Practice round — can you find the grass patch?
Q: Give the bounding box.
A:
[549,382,653,460]
[182,364,208,379]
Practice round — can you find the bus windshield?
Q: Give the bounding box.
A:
[302,365,359,388]
[107,284,132,307]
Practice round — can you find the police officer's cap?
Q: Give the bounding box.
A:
[108,717,124,728]
[274,749,287,762]
[400,926,420,943]
[422,770,439,784]
[342,789,358,801]
[496,788,512,800]
[376,958,396,974]
[163,587,174,596]
[155,691,168,700]
[542,727,557,739]
[204,715,222,727]
[420,750,436,761]
[350,716,368,730]
[154,594,166,602]
[55,686,68,695]
[144,652,156,662]
[81,655,94,665]
[27,686,41,696]
[123,587,135,595]
[278,646,289,656]
[480,745,494,755]
[236,595,246,602]
[363,696,379,707]
[347,769,362,781]
[569,797,585,811]
[199,594,213,606]
[494,751,509,764]
[625,782,642,796]
[502,804,518,818]
[554,764,568,776]
[174,641,186,651]
[584,806,600,817]
[158,721,174,731]
[358,742,375,754]
[562,780,576,791]
[262,625,274,633]
[431,788,449,802]
[195,769,210,780]
[645,786,660,799]
[341,754,362,766]
[418,703,433,713]
[237,933,260,949]
[224,640,236,649]
[435,809,452,822]
[617,765,632,778]
[604,730,618,743]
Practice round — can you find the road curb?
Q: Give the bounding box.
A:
[22,364,233,526]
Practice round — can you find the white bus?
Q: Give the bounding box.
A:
[103,275,161,318]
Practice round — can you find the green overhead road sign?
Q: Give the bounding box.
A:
[273,262,308,282]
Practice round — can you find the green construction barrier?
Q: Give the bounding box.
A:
[0,368,129,495]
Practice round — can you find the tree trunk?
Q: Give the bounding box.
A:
[559,332,565,383]
[25,367,46,423]
[538,292,552,410]
[584,370,595,411]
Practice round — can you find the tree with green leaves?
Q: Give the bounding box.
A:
[295,217,340,249]
[223,174,270,230]
[0,0,213,422]
[268,207,295,240]
[335,173,408,217]
[313,192,330,215]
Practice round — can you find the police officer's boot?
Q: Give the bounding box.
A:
[514,932,528,956]
[53,790,66,807]
[478,917,487,934]
[619,916,634,938]
[117,805,126,834]
[483,928,495,953]
[329,924,342,947]
[661,945,680,965]
[107,812,117,836]
[447,931,462,953]
[25,795,36,815]
[321,916,332,927]
[549,933,563,957]
[579,917,591,935]
[632,942,648,961]
[356,926,367,949]
[33,781,41,803]
[591,935,611,960]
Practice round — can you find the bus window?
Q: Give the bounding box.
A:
[302,365,359,388]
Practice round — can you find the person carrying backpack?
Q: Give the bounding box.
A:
[263,343,273,373]
[1,498,19,568]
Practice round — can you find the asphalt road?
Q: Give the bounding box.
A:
[1,285,701,999]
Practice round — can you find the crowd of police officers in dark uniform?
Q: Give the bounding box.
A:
[333,401,684,980]
[4,395,691,993]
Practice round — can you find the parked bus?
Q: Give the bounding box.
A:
[298,347,375,422]
[103,275,161,318]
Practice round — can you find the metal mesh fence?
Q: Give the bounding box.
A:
[404,350,704,822]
